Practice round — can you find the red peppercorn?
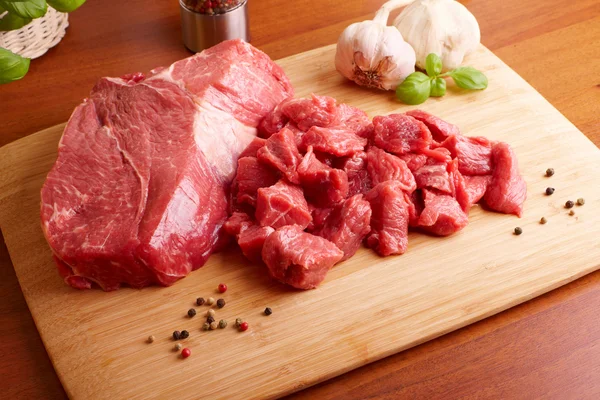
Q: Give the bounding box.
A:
[218,283,227,293]
[181,348,191,358]
[240,322,249,332]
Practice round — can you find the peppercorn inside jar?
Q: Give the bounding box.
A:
[182,0,245,15]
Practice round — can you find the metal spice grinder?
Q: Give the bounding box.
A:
[179,0,250,53]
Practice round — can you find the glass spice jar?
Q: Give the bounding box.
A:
[180,0,250,53]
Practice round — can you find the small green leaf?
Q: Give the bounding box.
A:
[447,66,488,90]
[425,53,442,77]
[0,47,30,84]
[0,11,32,31]
[47,0,86,13]
[430,77,446,97]
[0,0,47,19]
[396,72,432,105]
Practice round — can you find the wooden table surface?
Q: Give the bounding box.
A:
[1,0,599,398]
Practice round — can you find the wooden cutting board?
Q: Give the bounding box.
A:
[1,44,600,400]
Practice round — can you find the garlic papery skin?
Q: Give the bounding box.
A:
[335,0,416,91]
[392,0,481,72]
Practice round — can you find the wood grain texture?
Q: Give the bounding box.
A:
[1,1,599,399]
[2,43,600,399]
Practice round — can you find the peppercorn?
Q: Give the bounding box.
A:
[210,321,219,330]
[188,308,197,318]
[239,322,249,332]
[569,210,575,216]
[546,168,554,177]
[540,217,547,225]
[206,297,215,306]
[206,309,216,317]
[565,200,574,209]
[264,307,272,316]
[181,348,191,359]
[174,343,182,351]
[196,297,205,306]
[218,283,227,293]
[173,330,181,340]
[545,187,555,195]
[219,319,227,329]
[514,227,523,235]
[234,318,243,328]
[216,298,226,309]
[577,198,585,206]
[180,330,189,339]
[202,322,210,331]
[206,316,215,324]
[147,335,155,343]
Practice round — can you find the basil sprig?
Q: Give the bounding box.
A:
[396,53,488,105]
[0,48,30,84]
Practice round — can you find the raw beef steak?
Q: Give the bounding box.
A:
[41,40,293,290]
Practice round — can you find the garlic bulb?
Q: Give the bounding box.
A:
[335,0,416,90]
[392,0,481,72]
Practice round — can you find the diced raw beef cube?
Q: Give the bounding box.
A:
[414,163,452,194]
[314,194,372,260]
[238,225,275,263]
[440,135,492,176]
[281,94,340,131]
[262,225,344,289]
[302,126,367,157]
[255,180,312,229]
[298,146,349,207]
[365,181,410,256]
[223,212,254,236]
[336,103,372,136]
[257,127,302,184]
[239,137,267,158]
[399,153,428,172]
[484,142,527,217]
[464,175,491,205]
[366,147,416,192]
[306,204,334,232]
[337,151,370,197]
[418,189,469,236]
[284,122,306,149]
[372,114,432,155]
[236,157,279,207]
[258,98,291,138]
[405,110,461,142]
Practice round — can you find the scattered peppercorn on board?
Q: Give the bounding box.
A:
[2,44,600,400]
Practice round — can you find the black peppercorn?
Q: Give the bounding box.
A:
[173,330,181,340]
[196,297,205,306]
[216,298,226,309]
[264,307,272,316]
[565,200,574,209]
[514,227,523,235]
[546,168,555,177]
[188,308,196,318]
[180,330,189,339]
[207,316,215,324]
[545,187,555,195]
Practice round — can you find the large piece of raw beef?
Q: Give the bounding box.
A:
[40,40,293,291]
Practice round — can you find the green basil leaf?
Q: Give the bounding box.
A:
[0,11,32,31]
[47,0,85,13]
[396,72,431,105]
[447,66,488,90]
[0,0,47,19]
[430,77,446,97]
[0,47,30,84]
[425,53,442,77]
